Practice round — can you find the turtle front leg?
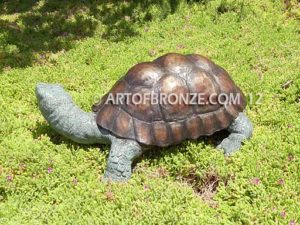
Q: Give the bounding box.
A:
[217,112,253,155]
[104,137,144,182]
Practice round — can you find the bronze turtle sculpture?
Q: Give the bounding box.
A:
[36,53,253,181]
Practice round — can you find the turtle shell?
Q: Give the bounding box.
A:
[93,53,246,147]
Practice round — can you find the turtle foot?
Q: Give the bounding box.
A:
[217,134,244,156]
[217,112,253,156]
[103,137,144,182]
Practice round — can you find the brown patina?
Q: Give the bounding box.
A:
[93,53,246,147]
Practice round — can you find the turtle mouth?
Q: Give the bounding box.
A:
[35,83,47,101]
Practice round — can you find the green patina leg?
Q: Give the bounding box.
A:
[217,112,253,155]
[104,137,144,181]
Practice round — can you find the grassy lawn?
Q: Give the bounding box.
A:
[0,0,299,224]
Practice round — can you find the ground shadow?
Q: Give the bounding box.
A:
[32,120,107,153]
[0,0,208,72]
[143,129,230,162]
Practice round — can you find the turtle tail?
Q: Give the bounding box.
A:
[35,83,109,144]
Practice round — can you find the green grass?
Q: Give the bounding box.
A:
[0,0,300,224]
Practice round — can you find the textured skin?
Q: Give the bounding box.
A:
[93,53,246,147]
[36,83,111,144]
[217,112,253,155]
[103,136,144,181]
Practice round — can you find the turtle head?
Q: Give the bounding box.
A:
[35,83,72,110]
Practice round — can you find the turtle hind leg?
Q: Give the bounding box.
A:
[217,112,253,156]
[103,137,144,182]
